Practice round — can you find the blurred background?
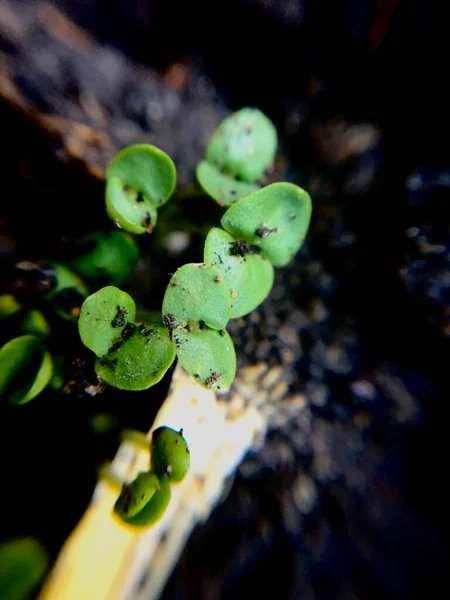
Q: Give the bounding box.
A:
[0,1,449,599]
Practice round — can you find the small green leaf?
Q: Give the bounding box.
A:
[45,263,88,299]
[79,286,136,357]
[0,537,49,600]
[0,294,22,319]
[204,228,274,318]
[118,474,171,527]
[162,263,230,331]
[95,323,176,390]
[206,108,277,182]
[70,231,138,285]
[173,325,236,390]
[114,472,160,520]
[221,182,312,267]
[106,144,176,208]
[45,263,88,322]
[196,161,259,206]
[106,176,158,235]
[20,310,51,338]
[151,426,190,483]
[0,335,53,405]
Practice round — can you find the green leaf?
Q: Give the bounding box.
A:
[151,426,190,483]
[0,335,53,405]
[70,231,138,286]
[204,228,274,318]
[162,263,230,331]
[114,472,160,520]
[196,161,259,206]
[221,182,312,267]
[106,175,158,235]
[45,263,88,298]
[45,263,88,322]
[0,294,22,319]
[0,537,49,600]
[173,325,236,390]
[117,474,171,527]
[206,108,277,182]
[20,310,51,338]
[106,144,176,208]
[79,286,136,357]
[95,323,176,390]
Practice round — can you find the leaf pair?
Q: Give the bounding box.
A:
[114,427,189,527]
[105,145,176,234]
[197,107,277,206]
[79,287,175,390]
[202,182,312,321]
[162,264,236,390]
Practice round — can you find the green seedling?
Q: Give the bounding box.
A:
[78,286,136,357]
[0,537,49,600]
[221,182,312,267]
[105,144,176,234]
[0,335,53,405]
[204,227,274,318]
[162,263,231,331]
[206,107,277,182]
[70,230,138,286]
[115,473,171,527]
[78,112,311,400]
[95,323,175,391]
[151,426,190,483]
[114,471,160,520]
[196,161,259,206]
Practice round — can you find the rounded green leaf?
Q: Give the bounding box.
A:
[106,144,176,208]
[206,108,277,182]
[106,175,158,235]
[114,472,160,520]
[95,323,176,390]
[173,325,236,390]
[151,426,190,483]
[118,474,171,527]
[204,228,274,318]
[79,286,136,357]
[196,161,259,206]
[0,537,49,600]
[0,335,53,405]
[70,231,138,285]
[162,263,230,331]
[221,182,312,267]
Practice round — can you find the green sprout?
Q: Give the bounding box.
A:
[105,144,176,233]
[114,473,172,527]
[114,426,190,527]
